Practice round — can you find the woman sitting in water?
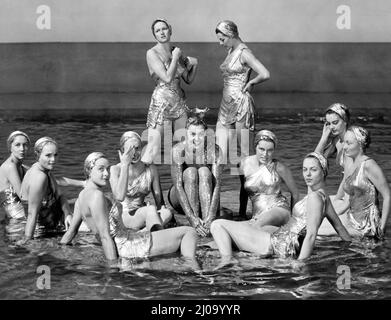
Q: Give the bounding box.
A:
[210,152,351,260]
[325,126,390,239]
[0,131,85,221]
[61,152,198,264]
[237,130,299,225]
[168,110,223,237]
[19,137,73,241]
[0,131,30,220]
[110,131,172,232]
[315,103,351,169]
[315,103,353,209]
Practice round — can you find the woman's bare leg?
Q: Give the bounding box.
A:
[251,207,290,228]
[210,219,272,257]
[198,167,213,220]
[183,167,200,217]
[149,226,198,258]
[235,119,252,159]
[216,121,230,166]
[122,205,162,231]
[141,124,164,164]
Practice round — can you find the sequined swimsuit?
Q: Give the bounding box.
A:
[108,198,152,259]
[121,165,153,216]
[343,158,381,238]
[218,43,255,130]
[146,55,188,128]
[270,191,327,258]
[244,160,289,220]
[0,185,25,220]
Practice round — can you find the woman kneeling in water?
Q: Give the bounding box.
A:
[211,152,351,260]
[61,152,198,264]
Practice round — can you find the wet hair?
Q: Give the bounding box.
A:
[151,18,171,37]
[325,103,350,124]
[347,125,371,151]
[7,131,30,151]
[215,20,239,38]
[34,137,57,160]
[305,152,328,178]
[119,131,142,153]
[84,152,106,179]
[254,130,277,148]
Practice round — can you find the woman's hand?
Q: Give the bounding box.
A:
[171,47,182,62]
[321,122,332,141]
[118,143,134,166]
[186,56,198,68]
[191,216,209,237]
[242,81,254,93]
[65,214,73,231]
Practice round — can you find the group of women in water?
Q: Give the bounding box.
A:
[0,19,389,268]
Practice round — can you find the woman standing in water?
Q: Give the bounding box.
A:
[238,130,299,224]
[168,110,223,237]
[143,18,198,164]
[19,137,73,241]
[61,152,198,265]
[215,20,270,164]
[211,152,351,260]
[324,126,390,238]
[0,131,30,219]
[110,131,172,232]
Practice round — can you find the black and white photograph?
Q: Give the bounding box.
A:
[0,0,390,304]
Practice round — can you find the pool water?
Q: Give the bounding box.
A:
[0,98,390,299]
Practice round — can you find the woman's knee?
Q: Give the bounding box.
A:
[183,167,198,182]
[198,167,212,182]
[183,226,197,238]
[210,219,224,234]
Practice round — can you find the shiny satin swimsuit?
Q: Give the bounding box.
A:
[108,198,152,259]
[270,191,326,258]
[146,55,188,128]
[218,43,255,130]
[343,159,381,238]
[22,171,65,237]
[0,185,25,219]
[121,165,153,216]
[244,160,289,219]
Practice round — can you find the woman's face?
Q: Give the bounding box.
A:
[153,21,170,43]
[124,138,142,164]
[325,113,347,137]
[186,124,206,149]
[90,158,110,187]
[38,143,57,171]
[216,32,232,48]
[10,135,29,161]
[343,130,362,158]
[302,158,324,188]
[256,140,275,164]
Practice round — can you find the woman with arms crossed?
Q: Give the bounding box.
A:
[143,18,198,164]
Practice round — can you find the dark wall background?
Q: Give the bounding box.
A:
[1,42,390,94]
